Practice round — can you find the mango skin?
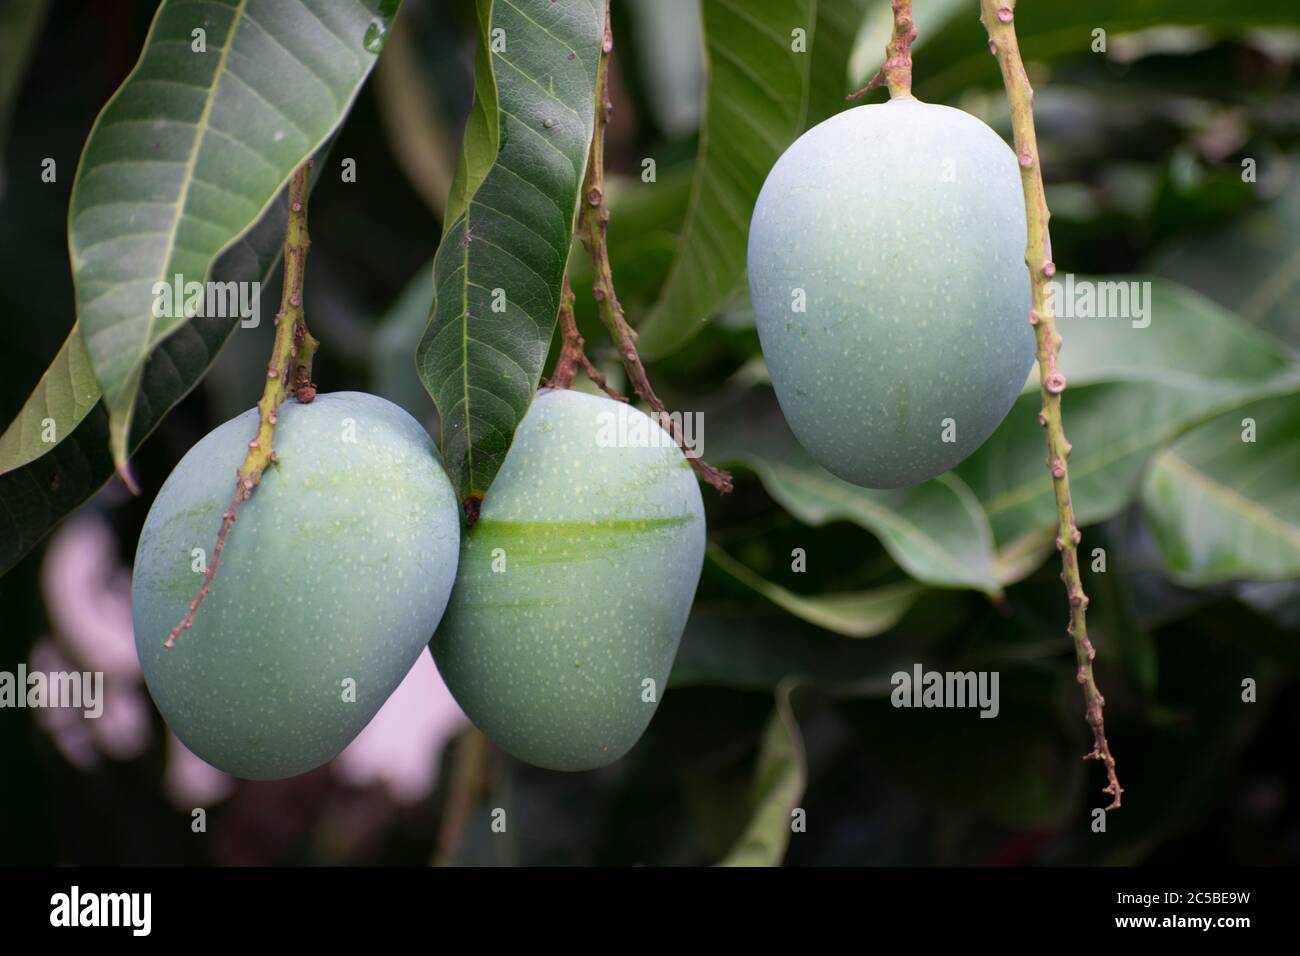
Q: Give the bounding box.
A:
[748,98,1034,488]
[132,391,460,780]
[432,389,705,772]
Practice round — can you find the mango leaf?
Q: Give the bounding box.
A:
[0,173,307,578]
[707,542,920,637]
[1142,394,1300,585]
[710,388,1001,595]
[0,328,98,473]
[749,465,1000,596]
[993,526,1056,587]
[917,0,1300,101]
[416,0,604,502]
[959,278,1300,546]
[635,0,866,359]
[70,0,399,478]
[718,680,806,866]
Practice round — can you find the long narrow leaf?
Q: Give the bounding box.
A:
[416,0,605,502]
[70,0,398,478]
[636,0,865,359]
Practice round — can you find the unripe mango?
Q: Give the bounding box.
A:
[432,389,705,771]
[132,391,460,779]
[748,98,1034,488]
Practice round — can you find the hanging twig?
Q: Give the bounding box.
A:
[546,274,625,400]
[979,0,1121,809]
[165,162,320,648]
[577,0,732,494]
[846,0,917,101]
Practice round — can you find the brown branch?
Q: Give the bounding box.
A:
[546,275,625,400]
[979,1,1121,809]
[846,0,917,101]
[165,162,319,648]
[577,0,732,494]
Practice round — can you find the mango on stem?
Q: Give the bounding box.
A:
[432,389,706,772]
[132,391,461,780]
[747,98,1034,489]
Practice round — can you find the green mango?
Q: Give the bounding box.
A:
[748,97,1035,488]
[132,391,460,779]
[432,388,706,771]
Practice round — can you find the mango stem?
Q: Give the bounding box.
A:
[165,162,318,648]
[546,274,624,399]
[979,0,1121,809]
[576,0,732,494]
[846,0,916,101]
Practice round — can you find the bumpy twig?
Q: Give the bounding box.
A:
[165,163,319,648]
[577,0,732,494]
[547,275,625,400]
[846,0,917,101]
[979,0,1121,809]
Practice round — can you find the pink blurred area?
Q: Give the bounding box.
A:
[36,510,467,807]
[336,647,469,804]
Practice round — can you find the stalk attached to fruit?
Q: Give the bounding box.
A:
[164,162,320,649]
[980,0,1121,809]
[574,0,732,495]
[847,0,917,101]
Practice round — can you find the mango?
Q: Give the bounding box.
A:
[748,98,1034,488]
[432,388,705,771]
[132,391,460,779]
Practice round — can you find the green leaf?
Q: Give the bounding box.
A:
[959,278,1300,546]
[917,0,1300,102]
[1142,394,1300,585]
[748,462,1001,596]
[710,387,1001,595]
[707,543,920,637]
[0,174,306,578]
[718,680,806,866]
[993,526,1056,587]
[635,0,865,359]
[70,0,398,478]
[416,0,605,502]
[0,327,99,474]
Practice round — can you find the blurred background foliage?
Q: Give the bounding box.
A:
[1,0,1298,865]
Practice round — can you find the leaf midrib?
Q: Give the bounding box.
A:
[1155,451,1300,553]
[125,0,249,390]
